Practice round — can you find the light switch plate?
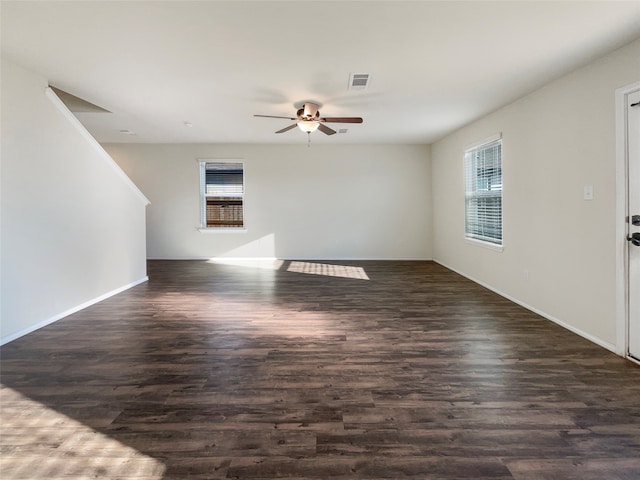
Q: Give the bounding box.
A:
[584,185,593,200]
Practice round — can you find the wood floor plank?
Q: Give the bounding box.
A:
[1,260,639,479]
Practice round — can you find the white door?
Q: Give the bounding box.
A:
[628,89,640,360]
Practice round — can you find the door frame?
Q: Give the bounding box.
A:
[615,81,640,361]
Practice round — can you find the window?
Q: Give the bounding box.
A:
[199,161,245,229]
[464,135,502,245]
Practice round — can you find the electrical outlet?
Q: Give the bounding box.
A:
[583,185,593,200]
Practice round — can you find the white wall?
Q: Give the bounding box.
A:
[431,39,640,351]
[104,143,432,260]
[0,58,149,344]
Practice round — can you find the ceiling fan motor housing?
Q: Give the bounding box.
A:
[302,103,320,119]
[299,103,320,120]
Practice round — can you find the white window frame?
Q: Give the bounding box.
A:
[198,160,247,233]
[464,134,503,251]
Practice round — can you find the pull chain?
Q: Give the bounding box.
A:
[307,132,311,148]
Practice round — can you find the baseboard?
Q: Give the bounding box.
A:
[0,276,149,346]
[434,260,618,355]
[148,257,434,261]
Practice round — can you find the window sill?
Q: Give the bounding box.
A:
[465,237,504,252]
[198,228,248,234]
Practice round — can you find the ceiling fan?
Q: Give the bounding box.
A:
[254,102,363,136]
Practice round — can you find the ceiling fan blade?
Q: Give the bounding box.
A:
[275,124,297,134]
[254,114,297,120]
[319,117,363,123]
[318,123,336,135]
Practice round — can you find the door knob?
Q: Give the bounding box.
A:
[628,232,640,247]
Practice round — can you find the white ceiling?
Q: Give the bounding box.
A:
[2,1,640,145]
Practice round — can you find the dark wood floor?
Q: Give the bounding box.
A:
[1,260,639,479]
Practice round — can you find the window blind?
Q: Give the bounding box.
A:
[205,162,244,196]
[200,162,245,228]
[464,138,502,244]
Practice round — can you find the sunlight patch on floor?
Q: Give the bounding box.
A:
[208,257,285,270]
[207,258,370,280]
[0,385,166,480]
[287,261,370,280]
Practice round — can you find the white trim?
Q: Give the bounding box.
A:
[464,237,504,252]
[196,157,246,163]
[198,159,246,230]
[464,132,502,152]
[198,158,246,168]
[0,276,149,346]
[198,228,248,234]
[464,133,504,248]
[435,260,618,355]
[256,257,433,261]
[148,257,434,261]
[45,87,150,206]
[615,81,640,358]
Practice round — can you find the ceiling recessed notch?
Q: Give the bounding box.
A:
[49,85,111,113]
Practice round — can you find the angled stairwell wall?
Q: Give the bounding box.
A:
[1,57,150,345]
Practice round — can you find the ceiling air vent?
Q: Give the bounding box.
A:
[349,73,370,90]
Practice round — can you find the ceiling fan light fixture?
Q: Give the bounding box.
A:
[297,120,319,133]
